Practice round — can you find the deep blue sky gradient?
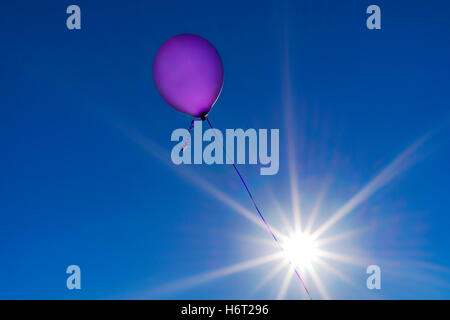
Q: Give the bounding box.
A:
[1,1,450,299]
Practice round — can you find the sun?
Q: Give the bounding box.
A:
[281,232,318,270]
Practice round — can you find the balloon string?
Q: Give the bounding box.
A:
[204,117,312,300]
[182,119,203,151]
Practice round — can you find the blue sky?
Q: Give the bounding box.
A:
[1,0,450,299]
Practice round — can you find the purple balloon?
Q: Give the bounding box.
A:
[152,34,224,118]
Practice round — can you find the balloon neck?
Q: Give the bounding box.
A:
[200,112,208,121]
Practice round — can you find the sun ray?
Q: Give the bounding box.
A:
[315,227,367,247]
[282,33,303,233]
[312,134,429,239]
[276,268,294,300]
[232,233,278,248]
[304,179,331,234]
[315,258,356,286]
[252,261,289,294]
[289,175,302,233]
[266,187,294,234]
[144,252,283,297]
[308,266,330,299]
[316,249,368,267]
